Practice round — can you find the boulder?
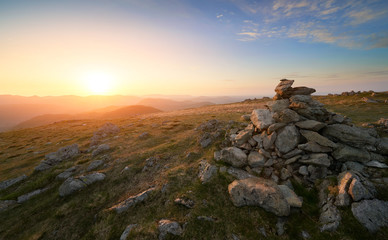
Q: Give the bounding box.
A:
[274,79,294,97]
[36,144,79,171]
[275,125,300,154]
[59,172,106,197]
[273,109,300,123]
[299,130,337,148]
[295,120,326,131]
[332,144,370,163]
[351,199,388,232]
[228,177,290,216]
[158,219,183,240]
[266,99,290,113]
[299,153,331,167]
[250,109,274,131]
[298,142,332,153]
[219,147,247,168]
[198,159,217,184]
[248,151,266,168]
[0,174,27,190]
[322,124,377,148]
[278,185,303,208]
[234,129,253,145]
[110,188,155,214]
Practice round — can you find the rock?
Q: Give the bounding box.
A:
[91,144,110,157]
[376,138,388,155]
[343,161,364,173]
[299,166,308,176]
[219,147,247,168]
[332,144,370,163]
[36,144,79,171]
[110,188,155,214]
[58,172,106,197]
[276,217,286,236]
[285,155,301,165]
[295,120,326,131]
[59,178,87,197]
[348,177,375,202]
[262,132,277,150]
[0,200,16,212]
[332,114,345,123]
[275,125,300,154]
[197,216,216,222]
[198,160,217,184]
[247,151,266,168]
[0,174,27,190]
[213,151,221,161]
[87,160,104,171]
[301,230,310,239]
[17,187,49,203]
[174,197,195,208]
[299,153,331,167]
[278,185,303,208]
[56,166,77,180]
[365,160,388,168]
[138,132,149,139]
[228,177,290,216]
[274,79,294,98]
[240,114,251,121]
[200,136,212,148]
[291,87,316,96]
[120,224,138,240]
[264,158,274,167]
[335,172,353,206]
[227,167,255,180]
[266,99,290,112]
[158,219,183,240]
[267,123,287,134]
[273,109,300,123]
[362,97,378,103]
[322,124,377,148]
[234,129,253,145]
[298,142,332,153]
[283,149,303,159]
[351,199,388,232]
[320,199,341,232]
[250,109,274,131]
[299,130,337,148]
[280,168,292,180]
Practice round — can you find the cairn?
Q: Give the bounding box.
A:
[215,79,388,233]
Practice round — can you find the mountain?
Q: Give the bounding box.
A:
[137,98,214,111]
[12,105,161,130]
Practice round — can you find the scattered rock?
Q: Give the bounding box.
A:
[228,177,290,216]
[35,144,79,171]
[87,160,104,171]
[58,172,106,197]
[17,187,50,203]
[91,144,110,157]
[110,188,155,214]
[120,224,138,240]
[198,159,217,183]
[158,219,183,240]
[351,199,388,232]
[0,174,27,190]
[174,197,195,208]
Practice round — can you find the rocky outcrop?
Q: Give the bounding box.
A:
[35,144,79,171]
[59,172,105,197]
[0,174,27,190]
[110,188,155,214]
[228,177,290,216]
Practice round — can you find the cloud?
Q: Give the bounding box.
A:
[216,14,223,19]
[233,0,388,49]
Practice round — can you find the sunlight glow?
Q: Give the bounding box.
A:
[83,71,114,95]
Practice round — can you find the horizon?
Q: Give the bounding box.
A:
[1,0,388,97]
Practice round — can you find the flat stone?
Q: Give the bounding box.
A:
[228,177,290,216]
[299,153,331,167]
[322,124,377,148]
[295,120,326,131]
[250,109,274,131]
[0,174,27,190]
[266,99,290,112]
[298,142,332,153]
[110,188,155,214]
[351,199,388,232]
[17,187,49,204]
[300,130,337,148]
[365,160,388,169]
[267,123,287,134]
[332,144,370,163]
[284,155,301,165]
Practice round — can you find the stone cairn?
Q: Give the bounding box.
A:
[214,79,388,233]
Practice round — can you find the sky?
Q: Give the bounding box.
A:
[0,0,387,97]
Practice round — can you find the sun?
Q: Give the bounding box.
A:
[82,71,113,95]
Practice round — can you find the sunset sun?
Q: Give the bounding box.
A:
[82,71,114,95]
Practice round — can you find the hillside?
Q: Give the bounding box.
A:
[0,85,388,239]
[137,98,214,111]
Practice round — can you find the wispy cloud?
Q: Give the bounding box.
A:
[233,0,388,49]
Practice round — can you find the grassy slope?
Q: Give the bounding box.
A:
[0,95,387,240]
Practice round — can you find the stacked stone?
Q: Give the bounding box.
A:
[215,79,388,232]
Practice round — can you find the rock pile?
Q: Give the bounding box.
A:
[215,79,388,232]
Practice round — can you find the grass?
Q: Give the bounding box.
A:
[0,96,388,239]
